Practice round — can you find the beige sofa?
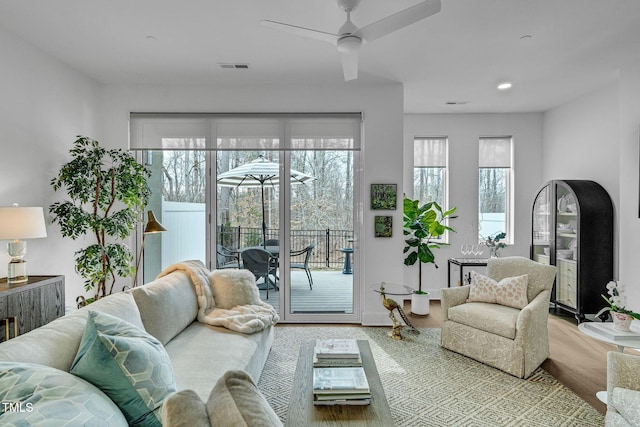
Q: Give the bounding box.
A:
[606,351,640,426]
[0,267,277,426]
[441,256,557,379]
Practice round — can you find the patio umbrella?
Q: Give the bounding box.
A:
[216,155,315,247]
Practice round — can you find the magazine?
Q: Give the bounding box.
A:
[314,339,361,359]
[313,353,363,367]
[312,367,370,394]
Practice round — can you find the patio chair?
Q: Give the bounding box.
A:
[216,244,240,269]
[291,242,316,290]
[241,248,278,299]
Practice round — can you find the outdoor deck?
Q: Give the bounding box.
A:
[257,270,355,314]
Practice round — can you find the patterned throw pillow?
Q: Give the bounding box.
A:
[469,271,529,309]
[70,311,176,427]
[0,362,127,426]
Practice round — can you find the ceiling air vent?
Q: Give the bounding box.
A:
[219,63,250,69]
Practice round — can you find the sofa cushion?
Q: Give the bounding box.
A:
[70,311,176,427]
[165,322,274,401]
[206,370,283,427]
[448,302,520,339]
[162,389,210,427]
[209,269,261,309]
[0,291,144,372]
[0,362,127,426]
[129,271,198,345]
[612,387,640,424]
[469,271,529,309]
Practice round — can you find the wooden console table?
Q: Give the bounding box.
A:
[0,275,65,342]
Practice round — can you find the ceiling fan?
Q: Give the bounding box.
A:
[261,0,441,81]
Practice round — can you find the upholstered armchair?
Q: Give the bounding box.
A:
[441,256,557,378]
[606,351,640,426]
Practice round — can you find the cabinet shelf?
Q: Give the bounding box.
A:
[557,232,577,238]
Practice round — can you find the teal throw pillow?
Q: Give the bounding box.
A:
[0,362,127,426]
[70,310,176,427]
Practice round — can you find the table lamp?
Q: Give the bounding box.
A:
[133,210,167,287]
[0,204,48,283]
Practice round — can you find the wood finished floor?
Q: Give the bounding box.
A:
[403,300,611,414]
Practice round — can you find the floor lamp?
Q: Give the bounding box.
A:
[0,204,47,284]
[133,210,166,287]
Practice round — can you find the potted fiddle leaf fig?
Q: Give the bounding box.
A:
[403,195,457,315]
[50,136,150,303]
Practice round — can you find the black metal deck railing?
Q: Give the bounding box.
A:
[217,225,353,269]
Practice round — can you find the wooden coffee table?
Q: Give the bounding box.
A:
[285,340,393,426]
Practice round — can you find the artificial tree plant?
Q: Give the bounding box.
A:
[50,136,150,301]
[403,195,457,293]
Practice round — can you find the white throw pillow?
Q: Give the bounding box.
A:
[468,271,529,309]
[209,269,261,309]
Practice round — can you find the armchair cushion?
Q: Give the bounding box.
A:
[487,256,556,302]
[612,387,640,424]
[468,271,529,309]
[448,302,520,339]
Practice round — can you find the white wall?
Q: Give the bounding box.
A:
[100,82,405,325]
[403,113,544,296]
[543,82,620,282]
[0,29,102,308]
[617,63,640,309]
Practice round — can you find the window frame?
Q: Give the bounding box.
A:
[412,136,449,243]
[478,136,514,244]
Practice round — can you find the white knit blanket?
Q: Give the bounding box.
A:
[157,260,278,334]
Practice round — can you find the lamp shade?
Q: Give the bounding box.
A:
[144,210,167,234]
[0,206,47,240]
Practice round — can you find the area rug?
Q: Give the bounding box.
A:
[257,326,604,427]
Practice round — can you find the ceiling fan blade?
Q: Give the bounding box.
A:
[340,50,359,81]
[260,20,339,44]
[354,0,441,43]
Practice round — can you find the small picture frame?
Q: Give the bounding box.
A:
[371,184,397,210]
[374,216,393,237]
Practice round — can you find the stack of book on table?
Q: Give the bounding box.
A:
[312,339,370,406]
[584,322,640,341]
[313,338,362,367]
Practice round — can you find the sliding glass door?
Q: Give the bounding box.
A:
[287,150,354,318]
[131,113,361,322]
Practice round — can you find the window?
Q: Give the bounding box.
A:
[478,136,513,243]
[413,137,447,207]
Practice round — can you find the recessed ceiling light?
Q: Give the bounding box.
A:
[497,82,513,90]
[145,35,158,42]
[520,35,532,40]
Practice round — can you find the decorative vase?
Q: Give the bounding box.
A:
[489,246,500,258]
[411,292,430,316]
[612,312,633,331]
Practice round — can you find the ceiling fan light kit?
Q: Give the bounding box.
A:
[261,0,441,81]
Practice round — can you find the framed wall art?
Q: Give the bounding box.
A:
[371,184,397,210]
[374,216,393,237]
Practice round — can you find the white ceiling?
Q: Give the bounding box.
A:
[1,0,639,113]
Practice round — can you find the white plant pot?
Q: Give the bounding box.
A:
[411,292,430,316]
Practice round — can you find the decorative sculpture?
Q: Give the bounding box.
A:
[378,283,419,340]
